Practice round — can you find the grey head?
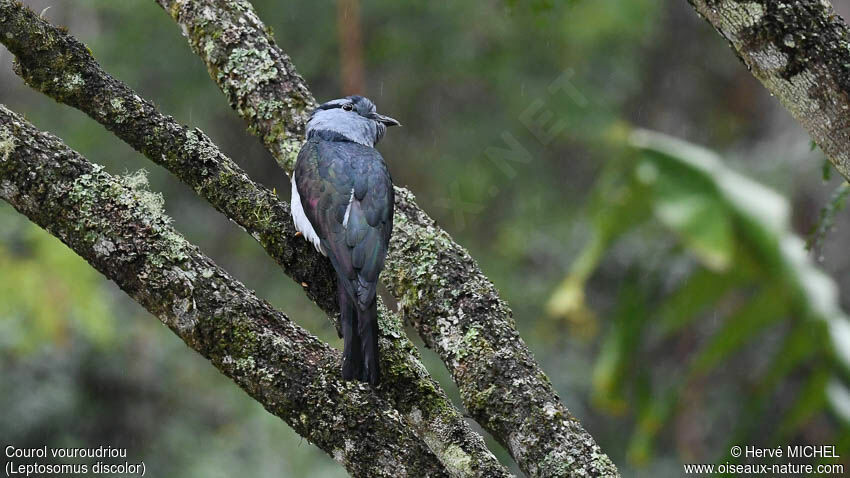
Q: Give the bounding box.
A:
[306,95,401,147]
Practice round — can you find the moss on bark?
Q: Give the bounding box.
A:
[156,0,314,171]
[690,0,850,180]
[0,103,449,477]
[0,2,509,475]
[151,0,621,475]
[388,189,619,478]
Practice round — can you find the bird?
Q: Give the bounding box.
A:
[291,95,400,386]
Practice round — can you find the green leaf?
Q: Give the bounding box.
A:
[557,129,850,452]
[637,152,735,271]
[776,369,829,440]
[547,155,651,320]
[655,268,743,338]
[688,287,786,378]
[592,277,650,414]
[626,391,677,465]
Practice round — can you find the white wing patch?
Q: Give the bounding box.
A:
[342,189,355,228]
[291,171,326,256]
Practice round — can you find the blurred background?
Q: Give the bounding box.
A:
[2,0,849,476]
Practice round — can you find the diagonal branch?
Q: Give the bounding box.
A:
[0,3,509,475]
[0,103,447,478]
[687,0,850,182]
[153,0,619,475]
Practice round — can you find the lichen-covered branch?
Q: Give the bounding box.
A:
[687,0,850,181]
[163,0,317,171]
[0,0,335,313]
[388,190,619,478]
[0,104,448,478]
[0,3,509,476]
[152,0,619,475]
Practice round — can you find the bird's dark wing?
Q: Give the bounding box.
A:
[294,139,394,310]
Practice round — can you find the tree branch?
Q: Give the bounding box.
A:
[687,0,850,181]
[0,3,508,475]
[153,0,619,475]
[0,103,447,477]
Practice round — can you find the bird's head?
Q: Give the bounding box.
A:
[307,95,400,147]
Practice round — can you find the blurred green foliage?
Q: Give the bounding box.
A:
[2,0,849,476]
[548,130,850,465]
[0,213,113,353]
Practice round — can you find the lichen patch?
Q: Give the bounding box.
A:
[0,126,15,161]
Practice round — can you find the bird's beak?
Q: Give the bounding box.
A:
[371,113,401,127]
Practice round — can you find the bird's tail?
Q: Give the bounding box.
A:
[339,283,380,386]
[340,282,363,382]
[357,300,380,387]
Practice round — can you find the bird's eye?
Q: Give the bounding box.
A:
[342,103,354,111]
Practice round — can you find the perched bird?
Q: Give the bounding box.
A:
[291,95,400,386]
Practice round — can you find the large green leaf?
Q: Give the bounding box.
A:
[554,128,850,464]
[688,287,786,377]
[655,268,743,338]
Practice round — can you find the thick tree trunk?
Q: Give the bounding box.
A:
[0,104,447,478]
[687,0,850,181]
[154,1,619,475]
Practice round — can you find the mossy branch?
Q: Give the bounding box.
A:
[0,2,509,475]
[154,0,619,475]
[688,0,850,182]
[0,104,449,478]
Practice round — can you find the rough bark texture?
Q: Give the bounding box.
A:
[160,0,316,171]
[688,0,850,181]
[0,0,335,313]
[0,3,509,476]
[152,1,619,476]
[142,0,620,476]
[0,104,448,478]
[387,191,616,478]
